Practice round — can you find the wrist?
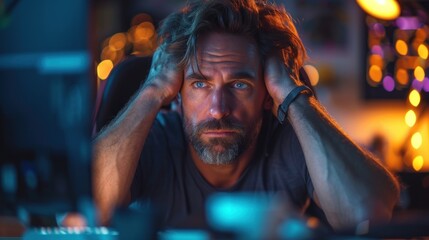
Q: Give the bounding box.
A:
[138,83,167,109]
[276,85,313,124]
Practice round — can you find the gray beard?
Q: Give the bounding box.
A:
[190,133,242,165]
[183,117,260,165]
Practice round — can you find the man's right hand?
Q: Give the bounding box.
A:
[144,45,183,106]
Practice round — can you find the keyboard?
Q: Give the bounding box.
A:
[23,227,119,240]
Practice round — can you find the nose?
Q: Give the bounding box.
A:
[209,88,230,119]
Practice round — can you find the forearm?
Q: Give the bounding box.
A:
[92,85,164,224]
[287,95,399,229]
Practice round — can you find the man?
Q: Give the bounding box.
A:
[92,0,399,231]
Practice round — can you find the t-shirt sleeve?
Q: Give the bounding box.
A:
[130,111,184,202]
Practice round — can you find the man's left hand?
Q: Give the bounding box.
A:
[264,52,301,116]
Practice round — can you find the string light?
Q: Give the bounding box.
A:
[414,66,425,81]
[411,132,423,149]
[404,110,416,127]
[409,89,421,107]
[418,44,428,59]
[412,155,424,171]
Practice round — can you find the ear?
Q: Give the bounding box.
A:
[264,95,273,110]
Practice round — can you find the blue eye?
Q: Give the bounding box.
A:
[193,81,206,88]
[233,82,248,89]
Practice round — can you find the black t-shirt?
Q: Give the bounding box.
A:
[130,111,314,227]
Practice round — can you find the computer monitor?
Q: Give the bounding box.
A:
[0,0,93,220]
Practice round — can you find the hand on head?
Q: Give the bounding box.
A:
[144,46,184,107]
[263,51,302,115]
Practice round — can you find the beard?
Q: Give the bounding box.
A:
[184,117,261,165]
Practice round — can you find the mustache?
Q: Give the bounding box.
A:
[195,118,245,133]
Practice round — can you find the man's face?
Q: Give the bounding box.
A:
[181,32,269,165]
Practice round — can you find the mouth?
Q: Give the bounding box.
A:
[202,130,240,137]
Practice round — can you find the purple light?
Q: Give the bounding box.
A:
[412,79,424,91]
[383,76,395,92]
[371,23,385,37]
[371,45,384,57]
[396,17,420,30]
[423,77,429,92]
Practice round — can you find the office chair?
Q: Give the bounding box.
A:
[95,55,153,133]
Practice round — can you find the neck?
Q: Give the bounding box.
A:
[189,142,257,189]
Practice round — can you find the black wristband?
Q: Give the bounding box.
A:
[277,85,313,124]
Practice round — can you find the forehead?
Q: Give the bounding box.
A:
[185,32,261,75]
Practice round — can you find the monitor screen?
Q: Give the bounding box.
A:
[0,0,93,218]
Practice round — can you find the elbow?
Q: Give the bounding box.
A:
[329,192,399,231]
[348,194,399,232]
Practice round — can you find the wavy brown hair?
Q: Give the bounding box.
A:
[157,0,307,82]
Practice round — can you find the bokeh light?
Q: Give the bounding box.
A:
[369,54,384,67]
[418,44,428,59]
[396,17,420,30]
[109,33,127,51]
[412,155,424,171]
[424,77,429,92]
[369,65,383,83]
[101,46,117,61]
[97,60,114,80]
[134,22,155,42]
[412,79,424,91]
[371,23,386,37]
[395,68,409,85]
[409,89,421,107]
[303,64,319,86]
[415,28,427,42]
[371,45,384,56]
[395,39,408,55]
[414,66,425,81]
[405,110,416,127]
[357,0,400,20]
[382,75,395,92]
[411,132,423,149]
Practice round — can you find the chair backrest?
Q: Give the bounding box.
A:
[95,55,153,132]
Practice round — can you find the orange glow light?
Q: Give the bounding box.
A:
[412,155,424,171]
[395,39,408,55]
[405,110,416,127]
[369,65,383,83]
[418,44,428,59]
[395,68,409,85]
[414,66,425,81]
[100,46,117,61]
[415,28,427,42]
[109,33,127,51]
[369,55,384,67]
[134,22,155,42]
[97,60,114,80]
[357,0,400,20]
